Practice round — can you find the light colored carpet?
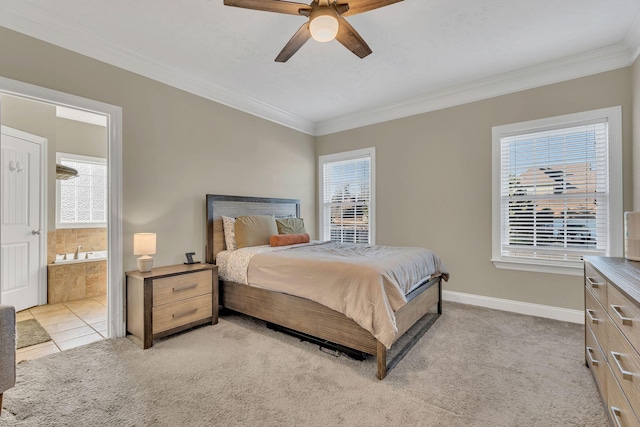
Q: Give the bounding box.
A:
[1,302,606,426]
[16,319,52,349]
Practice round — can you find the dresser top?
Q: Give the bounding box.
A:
[125,263,217,280]
[585,257,640,304]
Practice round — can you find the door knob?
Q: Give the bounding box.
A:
[32,230,41,235]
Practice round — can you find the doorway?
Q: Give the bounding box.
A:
[0,76,124,343]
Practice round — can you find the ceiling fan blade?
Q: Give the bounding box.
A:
[337,0,402,17]
[223,0,312,16]
[335,17,372,59]
[275,22,312,62]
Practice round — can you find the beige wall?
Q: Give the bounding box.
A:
[0,27,316,271]
[56,118,107,159]
[317,69,633,311]
[0,94,57,230]
[633,57,640,211]
[1,25,634,311]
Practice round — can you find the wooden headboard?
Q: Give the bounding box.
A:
[205,194,301,264]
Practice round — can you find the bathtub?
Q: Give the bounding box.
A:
[54,250,108,264]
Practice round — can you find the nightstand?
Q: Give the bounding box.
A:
[125,263,218,349]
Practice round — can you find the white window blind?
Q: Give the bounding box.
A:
[492,107,622,275]
[500,121,608,263]
[56,153,107,228]
[319,148,375,244]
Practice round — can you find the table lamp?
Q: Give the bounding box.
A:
[134,233,156,272]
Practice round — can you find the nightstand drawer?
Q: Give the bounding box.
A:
[126,263,218,349]
[153,270,212,306]
[153,294,213,334]
[585,262,607,307]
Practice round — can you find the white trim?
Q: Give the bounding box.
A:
[318,147,376,244]
[315,44,633,136]
[0,4,634,137]
[624,9,640,62]
[491,106,623,274]
[0,75,125,339]
[0,125,48,307]
[0,6,315,136]
[442,290,585,324]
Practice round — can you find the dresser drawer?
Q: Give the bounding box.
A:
[153,294,213,334]
[608,319,640,415]
[586,323,607,397]
[608,365,640,427]
[609,285,640,355]
[586,285,608,342]
[585,262,608,307]
[153,270,213,307]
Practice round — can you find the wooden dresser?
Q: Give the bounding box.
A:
[126,263,218,349]
[585,257,640,427]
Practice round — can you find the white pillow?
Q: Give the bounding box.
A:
[222,216,236,251]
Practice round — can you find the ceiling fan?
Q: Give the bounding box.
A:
[223,0,403,62]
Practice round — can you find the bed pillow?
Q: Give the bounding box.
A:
[270,233,310,247]
[235,215,279,249]
[276,217,307,235]
[222,216,236,251]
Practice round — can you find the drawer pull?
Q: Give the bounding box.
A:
[586,309,599,324]
[172,308,197,319]
[611,351,634,381]
[586,347,599,366]
[611,305,633,326]
[586,276,604,288]
[610,406,623,427]
[173,283,198,293]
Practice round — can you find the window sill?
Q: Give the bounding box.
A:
[491,259,583,276]
[55,223,107,229]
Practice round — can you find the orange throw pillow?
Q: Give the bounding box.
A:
[269,233,310,247]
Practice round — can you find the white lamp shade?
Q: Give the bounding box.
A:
[310,14,339,42]
[133,233,156,255]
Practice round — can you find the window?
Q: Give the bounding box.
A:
[492,107,622,275]
[56,152,107,228]
[319,148,375,244]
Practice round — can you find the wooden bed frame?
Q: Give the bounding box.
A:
[205,194,442,379]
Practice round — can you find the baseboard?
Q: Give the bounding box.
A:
[442,290,584,324]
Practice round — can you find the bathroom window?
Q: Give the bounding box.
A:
[56,153,107,228]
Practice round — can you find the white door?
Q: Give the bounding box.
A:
[1,126,45,311]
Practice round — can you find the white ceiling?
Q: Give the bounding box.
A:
[1,0,639,135]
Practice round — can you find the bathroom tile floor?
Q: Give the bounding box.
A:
[16,295,107,363]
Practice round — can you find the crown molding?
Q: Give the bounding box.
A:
[0,4,636,138]
[315,43,634,136]
[0,6,316,135]
[625,9,640,62]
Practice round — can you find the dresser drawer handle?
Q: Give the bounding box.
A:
[172,308,197,319]
[610,406,623,427]
[611,351,634,381]
[586,277,604,288]
[173,283,198,292]
[586,347,599,366]
[586,309,599,324]
[611,305,633,326]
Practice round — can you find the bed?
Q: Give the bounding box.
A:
[205,194,448,379]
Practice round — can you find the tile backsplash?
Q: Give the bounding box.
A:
[48,228,107,263]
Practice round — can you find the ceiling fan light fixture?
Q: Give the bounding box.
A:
[309,9,339,42]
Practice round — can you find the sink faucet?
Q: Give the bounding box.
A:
[74,245,83,260]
